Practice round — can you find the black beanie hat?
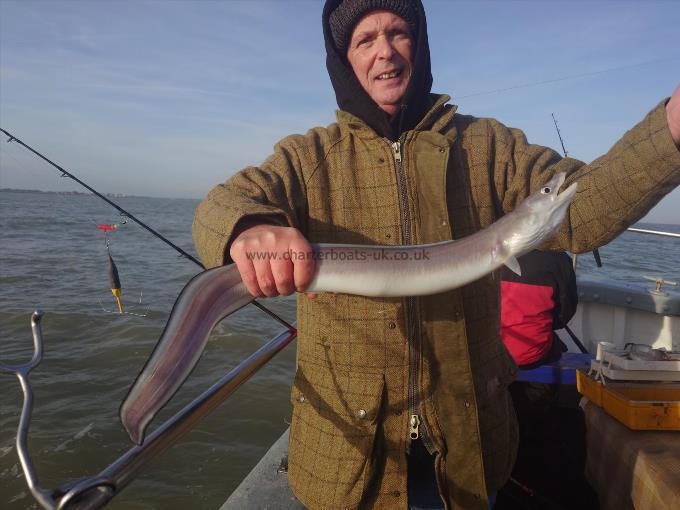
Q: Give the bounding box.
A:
[329,0,418,52]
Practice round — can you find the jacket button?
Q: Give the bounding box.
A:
[388,322,396,329]
[441,219,447,226]
[378,157,385,163]
[385,233,392,239]
[464,400,470,408]
[439,147,446,153]
[391,490,401,497]
[297,395,305,403]
[357,409,367,419]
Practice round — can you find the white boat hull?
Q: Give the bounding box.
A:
[559,277,680,353]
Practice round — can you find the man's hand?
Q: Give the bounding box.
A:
[666,85,680,146]
[229,224,316,298]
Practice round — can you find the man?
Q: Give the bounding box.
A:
[193,1,680,508]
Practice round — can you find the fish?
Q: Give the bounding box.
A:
[120,171,577,444]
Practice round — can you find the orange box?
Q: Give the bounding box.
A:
[602,386,680,431]
[576,370,680,430]
[576,369,603,406]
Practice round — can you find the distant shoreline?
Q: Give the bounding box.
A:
[1,188,676,225]
[0,188,197,200]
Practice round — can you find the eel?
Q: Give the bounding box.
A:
[120,172,577,444]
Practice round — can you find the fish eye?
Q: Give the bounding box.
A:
[541,186,552,194]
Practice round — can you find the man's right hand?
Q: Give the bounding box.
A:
[229,224,316,298]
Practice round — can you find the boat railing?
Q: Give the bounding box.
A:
[626,227,680,239]
[574,226,679,271]
[0,311,296,510]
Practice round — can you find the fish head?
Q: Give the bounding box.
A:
[503,172,578,254]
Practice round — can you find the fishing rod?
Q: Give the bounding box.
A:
[550,115,591,355]
[0,127,292,330]
[551,113,568,158]
[1,127,300,508]
[551,115,603,269]
[1,128,200,266]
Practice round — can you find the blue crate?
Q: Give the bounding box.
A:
[516,352,594,384]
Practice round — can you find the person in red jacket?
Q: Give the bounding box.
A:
[500,250,577,368]
[498,250,599,508]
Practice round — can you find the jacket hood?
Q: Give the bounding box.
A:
[322,0,433,141]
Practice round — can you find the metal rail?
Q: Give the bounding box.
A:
[626,227,680,239]
[574,226,679,269]
[0,312,55,509]
[1,312,296,510]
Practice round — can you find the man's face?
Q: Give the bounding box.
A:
[346,10,413,117]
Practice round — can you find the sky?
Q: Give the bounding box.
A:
[0,0,678,223]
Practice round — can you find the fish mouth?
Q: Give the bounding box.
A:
[547,180,578,233]
[556,181,578,205]
[543,172,577,209]
[551,171,566,190]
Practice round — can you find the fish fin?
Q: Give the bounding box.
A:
[504,256,522,276]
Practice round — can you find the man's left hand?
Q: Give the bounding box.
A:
[666,85,680,146]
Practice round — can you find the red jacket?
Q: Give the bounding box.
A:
[500,251,577,367]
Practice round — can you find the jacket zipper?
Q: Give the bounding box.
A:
[390,139,435,454]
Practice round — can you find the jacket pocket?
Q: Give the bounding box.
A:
[287,367,385,509]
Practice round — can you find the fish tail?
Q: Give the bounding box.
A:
[119,265,252,444]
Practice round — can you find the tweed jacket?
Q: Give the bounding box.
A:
[193,94,680,509]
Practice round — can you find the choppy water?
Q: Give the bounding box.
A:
[1,191,296,509]
[1,190,679,509]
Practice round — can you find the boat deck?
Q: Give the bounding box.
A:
[221,429,302,510]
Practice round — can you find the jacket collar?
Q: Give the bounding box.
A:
[336,94,457,139]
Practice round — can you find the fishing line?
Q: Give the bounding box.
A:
[2,142,140,313]
[1,127,293,330]
[457,56,680,99]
